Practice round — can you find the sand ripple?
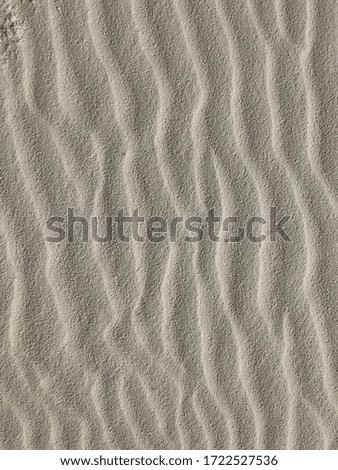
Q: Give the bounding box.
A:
[0,0,337,449]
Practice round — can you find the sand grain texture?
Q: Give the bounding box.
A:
[0,0,337,449]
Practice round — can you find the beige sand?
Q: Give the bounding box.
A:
[0,0,337,450]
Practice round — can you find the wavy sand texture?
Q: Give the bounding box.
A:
[0,0,337,449]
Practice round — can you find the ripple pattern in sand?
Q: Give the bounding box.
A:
[0,0,337,450]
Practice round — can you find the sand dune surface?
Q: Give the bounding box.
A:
[0,0,337,449]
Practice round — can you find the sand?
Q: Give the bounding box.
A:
[0,0,337,450]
